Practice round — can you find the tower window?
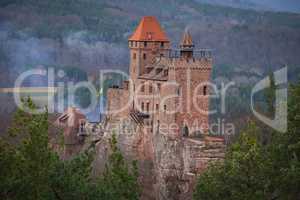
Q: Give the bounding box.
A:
[133,53,136,59]
[161,42,164,48]
[164,70,168,77]
[135,41,137,47]
[149,84,153,93]
[177,87,181,96]
[141,102,144,111]
[143,53,147,60]
[157,83,161,91]
[144,41,147,47]
[130,41,133,47]
[80,121,85,133]
[203,86,207,96]
[141,81,145,92]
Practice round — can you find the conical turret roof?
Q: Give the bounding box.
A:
[129,16,169,42]
[180,29,194,48]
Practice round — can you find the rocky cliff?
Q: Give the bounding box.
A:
[92,118,226,200]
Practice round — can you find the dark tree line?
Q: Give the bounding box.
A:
[0,98,140,200]
[194,80,300,199]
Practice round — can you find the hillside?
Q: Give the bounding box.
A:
[0,0,300,132]
[195,0,300,13]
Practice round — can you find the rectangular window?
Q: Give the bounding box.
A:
[203,86,207,96]
[141,81,145,92]
[164,105,167,112]
[157,83,161,91]
[135,41,137,47]
[133,53,136,59]
[144,41,147,47]
[156,104,159,111]
[161,42,164,48]
[149,84,153,93]
[146,102,150,112]
[164,70,168,77]
[177,87,181,96]
[141,102,144,111]
[143,53,147,60]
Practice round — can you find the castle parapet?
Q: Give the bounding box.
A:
[167,49,213,60]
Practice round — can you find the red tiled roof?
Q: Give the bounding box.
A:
[129,16,169,42]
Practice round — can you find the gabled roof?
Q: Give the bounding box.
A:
[129,16,169,42]
[55,107,86,127]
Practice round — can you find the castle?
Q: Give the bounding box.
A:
[107,16,212,137]
[103,16,225,200]
[56,16,226,200]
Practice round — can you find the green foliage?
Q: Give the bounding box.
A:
[0,98,140,200]
[265,73,276,116]
[96,134,140,200]
[194,81,300,200]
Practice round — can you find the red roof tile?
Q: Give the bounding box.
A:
[129,16,169,42]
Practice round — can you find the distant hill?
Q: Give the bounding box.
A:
[0,0,299,131]
[194,0,300,13]
[0,0,299,82]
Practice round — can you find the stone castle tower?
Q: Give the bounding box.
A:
[107,16,212,137]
